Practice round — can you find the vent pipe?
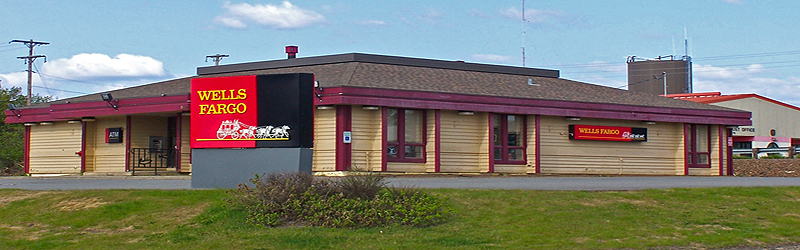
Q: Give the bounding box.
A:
[285,45,298,59]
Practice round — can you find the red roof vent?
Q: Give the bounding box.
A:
[285,46,298,59]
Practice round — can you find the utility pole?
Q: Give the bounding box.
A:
[10,39,49,106]
[205,54,229,66]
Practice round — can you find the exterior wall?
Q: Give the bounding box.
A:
[180,115,191,172]
[425,111,437,172]
[83,121,96,172]
[312,108,336,171]
[28,122,82,174]
[493,115,537,174]
[538,116,684,175]
[715,98,800,147]
[384,109,430,173]
[92,116,127,172]
[687,125,727,176]
[438,111,489,173]
[129,115,168,150]
[350,106,382,171]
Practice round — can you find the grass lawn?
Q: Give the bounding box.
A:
[0,187,799,249]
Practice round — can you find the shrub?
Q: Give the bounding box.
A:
[229,172,448,228]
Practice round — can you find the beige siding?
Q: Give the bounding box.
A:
[130,116,168,149]
[424,111,437,172]
[83,122,96,172]
[312,108,336,171]
[180,115,191,172]
[526,115,538,174]
[93,117,127,172]
[539,116,684,175]
[29,122,82,174]
[438,111,489,173]
[351,106,382,171]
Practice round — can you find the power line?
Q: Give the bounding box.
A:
[32,63,53,97]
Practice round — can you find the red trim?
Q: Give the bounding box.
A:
[727,129,734,175]
[491,114,527,165]
[670,92,800,113]
[384,109,427,163]
[4,95,191,124]
[488,112,494,173]
[81,122,86,173]
[434,110,441,172]
[313,87,751,126]
[719,125,724,176]
[175,113,182,172]
[125,116,131,172]
[683,124,690,175]
[381,107,388,171]
[534,115,541,174]
[335,106,352,171]
[523,116,528,163]
[24,126,30,174]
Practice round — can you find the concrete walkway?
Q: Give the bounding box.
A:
[1,175,800,190]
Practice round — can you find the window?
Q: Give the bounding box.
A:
[493,114,525,164]
[688,124,710,168]
[733,141,751,149]
[386,108,425,162]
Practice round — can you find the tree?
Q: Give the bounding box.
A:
[0,87,52,174]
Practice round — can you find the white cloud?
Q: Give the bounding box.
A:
[692,63,800,106]
[692,63,764,80]
[1,53,172,100]
[418,9,442,25]
[357,20,386,26]
[500,7,565,23]
[43,53,166,79]
[215,1,326,29]
[472,54,515,64]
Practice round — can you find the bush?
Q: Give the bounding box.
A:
[761,154,787,159]
[229,172,448,228]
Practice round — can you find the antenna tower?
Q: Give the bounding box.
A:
[10,39,49,106]
[521,0,526,67]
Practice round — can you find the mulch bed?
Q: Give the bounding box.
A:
[733,159,800,177]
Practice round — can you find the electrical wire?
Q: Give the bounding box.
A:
[32,63,53,97]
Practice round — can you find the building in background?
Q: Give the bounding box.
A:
[627,55,692,95]
[668,92,800,157]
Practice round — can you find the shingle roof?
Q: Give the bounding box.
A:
[25,53,740,113]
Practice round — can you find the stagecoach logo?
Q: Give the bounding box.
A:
[196,120,290,141]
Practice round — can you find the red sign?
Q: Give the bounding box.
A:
[191,75,259,148]
[569,125,647,142]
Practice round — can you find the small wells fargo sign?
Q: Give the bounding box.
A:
[569,124,647,142]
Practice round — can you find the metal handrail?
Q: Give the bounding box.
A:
[129,148,176,175]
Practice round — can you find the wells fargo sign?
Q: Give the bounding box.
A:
[190,74,314,149]
[569,125,647,142]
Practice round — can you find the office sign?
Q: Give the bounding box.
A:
[569,125,647,142]
[191,74,314,148]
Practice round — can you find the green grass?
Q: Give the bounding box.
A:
[1,187,800,249]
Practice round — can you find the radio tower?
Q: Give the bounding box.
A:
[522,0,526,67]
[10,39,49,106]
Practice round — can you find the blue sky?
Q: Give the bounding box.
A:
[2,0,800,106]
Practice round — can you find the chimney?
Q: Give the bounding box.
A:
[285,45,298,59]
